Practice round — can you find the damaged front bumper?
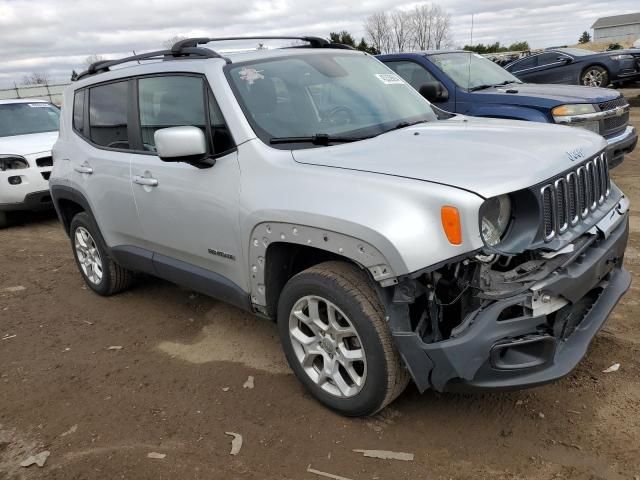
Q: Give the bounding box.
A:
[390,203,630,393]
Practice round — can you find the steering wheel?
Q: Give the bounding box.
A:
[324,106,356,126]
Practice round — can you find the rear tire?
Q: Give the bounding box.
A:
[69,212,134,296]
[277,261,409,416]
[581,66,609,87]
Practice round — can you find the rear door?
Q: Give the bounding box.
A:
[128,74,245,290]
[524,52,574,84]
[67,81,143,247]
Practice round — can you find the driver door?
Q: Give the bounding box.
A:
[128,74,245,291]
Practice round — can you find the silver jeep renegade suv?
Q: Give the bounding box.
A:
[50,37,631,416]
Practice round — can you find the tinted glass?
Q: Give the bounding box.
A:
[138,76,205,151]
[510,56,537,71]
[537,53,562,66]
[385,61,438,90]
[556,48,593,57]
[227,53,437,147]
[73,90,84,133]
[208,91,235,154]
[429,52,521,89]
[89,81,129,149]
[0,102,60,138]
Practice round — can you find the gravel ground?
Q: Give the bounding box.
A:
[1,88,640,480]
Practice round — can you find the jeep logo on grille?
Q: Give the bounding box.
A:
[615,106,625,117]
[567,148,585,162]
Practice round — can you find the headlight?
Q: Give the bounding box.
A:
[0,155,29,171]
[610,54,633,61]
[552,104,600,134]
[480,195,512,247]
[552,104,596,117]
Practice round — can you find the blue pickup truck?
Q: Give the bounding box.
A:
[378,51,637,168]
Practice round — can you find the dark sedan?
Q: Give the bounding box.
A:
[505,47,640,87]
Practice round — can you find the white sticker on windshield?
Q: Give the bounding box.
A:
[238,67,265,85]
[375,73,405,85]
[28,103,50,108]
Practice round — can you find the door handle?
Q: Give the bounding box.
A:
[133,175,158,187]
[74,163,93,174]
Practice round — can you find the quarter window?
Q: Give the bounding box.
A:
[89,81,129,149]
[73,90,85,133]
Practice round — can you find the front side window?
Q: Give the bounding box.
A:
[227,53,437,148]
[138,75,234,155]
[0,102,60,138]
[428,52,522,90]
[89,81,129,149]
[385,61,438,90]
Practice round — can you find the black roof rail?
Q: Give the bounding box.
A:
[171,36,354,51]
[74,47,229,81]
[73,35,354,81]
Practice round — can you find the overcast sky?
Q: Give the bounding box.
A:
[0,0,638,88]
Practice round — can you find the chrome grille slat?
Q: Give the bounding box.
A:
[540,153,610,242]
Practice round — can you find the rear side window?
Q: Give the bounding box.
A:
[73,90,85,133]
[510,56,537,71]
[89,81,129,149]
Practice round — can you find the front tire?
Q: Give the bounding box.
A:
[69,212,133,296]
[581,66,609,87]
[277,261,409,416]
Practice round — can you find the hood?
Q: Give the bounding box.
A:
[0,131,58,156]
[292,116,606,199]
[472,82,619,105]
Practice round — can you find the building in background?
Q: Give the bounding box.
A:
[0,83,68,106]
[592,12,640,43]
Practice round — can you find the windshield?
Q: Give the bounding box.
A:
[0,102,60,137]
[428,52,521,90]
[555,48,594,57]
[226,53,438,147]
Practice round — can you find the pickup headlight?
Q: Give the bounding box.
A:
[0,155,29,171]
[610,54,633,61]
[552,104,600,134]
[480,195,512,247]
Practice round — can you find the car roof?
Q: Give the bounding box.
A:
[0,98,49,105]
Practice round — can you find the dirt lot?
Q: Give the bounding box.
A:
[2,91,640,480]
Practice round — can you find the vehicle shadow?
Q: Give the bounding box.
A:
[4,209,59,228]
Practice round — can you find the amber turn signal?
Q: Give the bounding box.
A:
[441,206,462,245]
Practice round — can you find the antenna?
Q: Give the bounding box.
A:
[468,13,474,89]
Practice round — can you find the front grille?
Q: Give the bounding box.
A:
[540,153,610,241]
[36,156,53,167]
[598,97,629,137]
[603,113,628,136]
[598,97,627,112]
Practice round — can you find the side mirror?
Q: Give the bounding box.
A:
[558,56,572,64]
[418,82,449,103]
[154,126,208,163]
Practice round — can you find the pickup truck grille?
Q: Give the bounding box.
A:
[598,97,629,138]
[540,153,610,241]
[598,97,627,112]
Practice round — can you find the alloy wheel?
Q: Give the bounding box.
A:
[74,226,103,285]
[288,295,367,398]
[583,69,604,87]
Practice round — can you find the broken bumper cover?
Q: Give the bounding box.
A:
[394,214,630,393]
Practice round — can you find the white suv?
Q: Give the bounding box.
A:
[0,98,59,228]
[50,37,630,416]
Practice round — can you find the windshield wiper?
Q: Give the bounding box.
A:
[269,133,370,146]
[378,119,429,136]
[469,80,520,92]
